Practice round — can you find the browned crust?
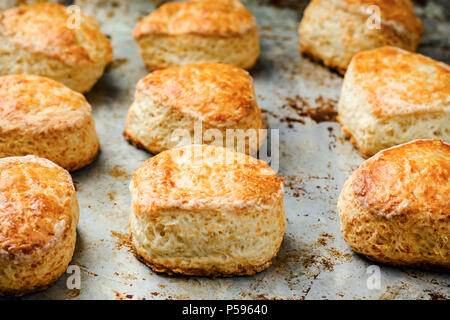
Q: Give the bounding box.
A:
[349,47,450,118]
[135,63,259,124]
[351,249,450,272]
[131,241,275,278]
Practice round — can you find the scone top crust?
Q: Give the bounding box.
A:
[0,3,113,66]
[136,63,259,125]
[0,74,92,133]
[335,0,422,36]
[133,0,257,39]
[0,156,75,256]
[130,144,284,212]
[349,46,450,118]
[350,139,449,218]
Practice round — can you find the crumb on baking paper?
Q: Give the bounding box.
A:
[111,230,133,252]
[281,95,338,124]
[108,165,131,180]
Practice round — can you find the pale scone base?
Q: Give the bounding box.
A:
[131,237,275,278]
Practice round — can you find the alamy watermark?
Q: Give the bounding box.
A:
[66,265,81,290]
[366,5,381,30]
[66,5,82,30]
[366,265,381,290]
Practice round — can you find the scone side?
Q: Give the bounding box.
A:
[123,97,193,155]
[135,28,260,71]
[129,198,285,277]
[0,116,100,172]
[337,64,377,157]
[0,46,110,93]
[0,228,77,296]
[131,240,274,277]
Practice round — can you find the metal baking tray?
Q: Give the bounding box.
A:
[14,0,450,299]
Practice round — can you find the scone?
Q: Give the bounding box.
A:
[0,0,58,10]
[124,63,265,155]
[129,144,285,277]
[0,0,61,11]
[0,74,99,171]
[338,139,450,270]
[0,155,79,296]
[0,3,113,93]
[298,0,423,74]
[338,46,450,158]
[133,0,259,70]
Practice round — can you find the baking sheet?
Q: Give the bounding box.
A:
[14,0,450,299]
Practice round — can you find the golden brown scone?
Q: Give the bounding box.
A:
[133,0,259,70]
[298,0,423,74]
[0,155,79,296]
[338,139,450,270]
[124,62,265,155]
[0,74,99,171]
[338,46,450,158]
[129,144,285,277]
[0,0,60,10]
[0,3,113,93]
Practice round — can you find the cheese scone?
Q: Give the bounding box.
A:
[133,0,259,70]
[338,46,450,157]
[129,144,285,277]
[124,63,265,155]
[0,75,99,171]
[0,0,59,10]
[0,3,113,92]
[338,140,449,270]
[298,0,423,74]
[0,156,79,296]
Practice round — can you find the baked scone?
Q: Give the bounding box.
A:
[0,0,59,10]
[133,0,259,70]
[338,139,450,270]
[0,3,113,93]
[298,0,423,74]
[0,155,79,296]
[338,46,450,158]
[124,62,265,155]
[0,74,99,171]
[129,144,285,276]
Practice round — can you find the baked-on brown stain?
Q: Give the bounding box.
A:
[281,95,338,124]
[113,290,134,300]
[107,165,130,180]
[111,231,132,252]
[428,292,448,300]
